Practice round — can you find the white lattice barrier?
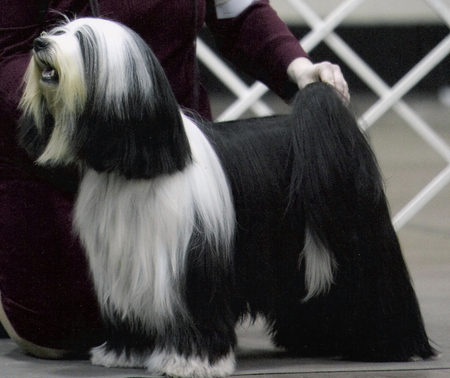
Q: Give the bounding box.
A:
[196,0,450,231]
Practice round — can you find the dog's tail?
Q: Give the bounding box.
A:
[289,82,383,301]
[288,82,435,361]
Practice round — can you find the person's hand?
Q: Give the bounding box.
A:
[287,57,350,105]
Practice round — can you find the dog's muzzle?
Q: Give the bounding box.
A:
[34,37,50,52]
[33,37,59,85]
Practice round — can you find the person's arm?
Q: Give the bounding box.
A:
[205,0,349,102]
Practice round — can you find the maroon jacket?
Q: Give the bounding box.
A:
[0,0,306,350]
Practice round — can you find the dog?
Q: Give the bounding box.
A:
[19,17,435,378]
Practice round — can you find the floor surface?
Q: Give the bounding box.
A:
[1,93,449,377]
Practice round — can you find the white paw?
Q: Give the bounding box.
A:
[90,342,147,368]
[145,350,235,378]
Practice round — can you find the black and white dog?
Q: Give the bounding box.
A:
[19,17,434,377]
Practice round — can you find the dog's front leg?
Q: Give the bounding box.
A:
[91,310,237,377]
[140,308,237,378]
[145,247,238,378]
[146,345,236,378]
[90,322,153,368]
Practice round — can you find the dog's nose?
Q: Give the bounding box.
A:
[33,37,49,52]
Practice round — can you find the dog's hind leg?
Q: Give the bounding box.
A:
[277,83,435,361]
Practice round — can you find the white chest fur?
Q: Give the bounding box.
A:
[73,116,235,331]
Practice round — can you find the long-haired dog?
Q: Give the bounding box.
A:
[19,17,435,378]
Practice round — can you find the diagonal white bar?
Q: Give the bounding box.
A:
[426,0,450,25]
[216,82,270,121]
[285,0,367,52]
[361,34,450,128]
[196,39,274,117]
[393,165,450,230]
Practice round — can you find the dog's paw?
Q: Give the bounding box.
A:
[90,342,147,368]
[145,349,235,378]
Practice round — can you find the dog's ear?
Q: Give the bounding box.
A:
[18,106,55,160]
[75,104,192,180]
[72,24,192,179]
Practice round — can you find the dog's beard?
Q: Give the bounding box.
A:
[32,37,59,85]
[19,35,88,166]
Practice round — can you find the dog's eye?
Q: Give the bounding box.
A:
[52,30,66,36]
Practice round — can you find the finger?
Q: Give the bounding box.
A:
[332,67,347,92]
[339,80,351,106]
[319,63,350,105]
[316,62,337,86]
[332,73,350,105]
[334,74,350,105]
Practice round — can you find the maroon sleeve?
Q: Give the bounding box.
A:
[205,0,308,99]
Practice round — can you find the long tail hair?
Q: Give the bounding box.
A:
[288,83,435,361]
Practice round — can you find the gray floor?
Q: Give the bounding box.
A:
[1,93,449,377]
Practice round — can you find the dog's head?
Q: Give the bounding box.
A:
[19,17,191,179]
